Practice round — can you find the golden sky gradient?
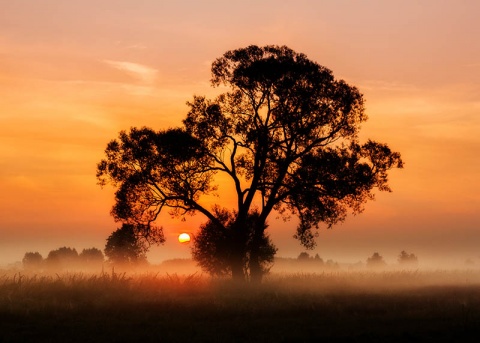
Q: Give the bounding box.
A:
[1,0,479,266]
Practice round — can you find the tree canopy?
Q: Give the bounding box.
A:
[22,252,43,270]
[398,250,418,266]
[79,247,105,265]
[97,45,403,282]
[104,223,153,265]
[367,252,386,268]
[45,247,79,270]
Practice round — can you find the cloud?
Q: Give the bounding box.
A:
[103,60,158,84]
[358,80,419,93]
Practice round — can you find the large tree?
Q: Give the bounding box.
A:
[97,45,403,282]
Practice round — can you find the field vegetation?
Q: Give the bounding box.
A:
[1,267,480,342]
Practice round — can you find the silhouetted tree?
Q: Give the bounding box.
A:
[97,45,403,282]
[297,252,311,261]
[22,252,43,270]
[325,259,339,268]
[398,250,418,266]
[314,253,324,264]
[46,247,79,270]
[366,252,386,268]
[192,209,276,279]
[296,252,326,268]
[104,224,152,265]
[79,247,104,266]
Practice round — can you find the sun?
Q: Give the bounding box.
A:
[178,233,191,243]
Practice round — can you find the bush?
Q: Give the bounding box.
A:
[367,252,386,268]
[79,248,104,266]
[105,224,148,265]
[45,247,79,270]
[22,252,43,270]
[398,250,418,266]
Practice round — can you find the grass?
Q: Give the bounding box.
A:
[1,269,480,342]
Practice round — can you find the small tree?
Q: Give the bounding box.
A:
[45,247,79,270]
[22,252,43,270]
[314,253,324,264]
[297,252,311,261]
[105,224,154,265]
[366,252,386,268]
[398,250,418,266]
[192,209,276,279]
[79,247,104,267]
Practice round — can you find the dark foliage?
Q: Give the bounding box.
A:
[104,224,155,265]
[192,209,277,277]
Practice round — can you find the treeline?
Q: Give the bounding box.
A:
[21,224,152,271]
[274,250,419,272]
[294,250,418,268]
[22,247,104,271]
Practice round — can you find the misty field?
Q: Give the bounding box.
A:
[1,269,480,342]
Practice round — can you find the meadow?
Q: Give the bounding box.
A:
[1,268,480,342]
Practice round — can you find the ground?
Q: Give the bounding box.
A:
[1,269,480,342]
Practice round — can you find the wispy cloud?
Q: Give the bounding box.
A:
[103,60,158,84]
[358,80,418,93]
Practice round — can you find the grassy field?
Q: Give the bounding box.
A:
[1,269,480,342]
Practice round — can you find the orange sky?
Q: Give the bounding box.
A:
[1,0,479,266]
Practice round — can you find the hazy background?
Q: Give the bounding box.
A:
[1,0,479,267]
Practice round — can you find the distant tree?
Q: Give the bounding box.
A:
[366,252,386,268]
[104,224,152,265]
[22,252,43,270]
[297,252,311,261]
[192,209,277,279]
[325,259,339,268]
[398,250,418,266]
[314,253,324,264]
[79,247,104,266]
[46,247,79,269]
[97,45,403,282]
[297,252,326,267]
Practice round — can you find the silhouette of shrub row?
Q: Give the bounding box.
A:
[22,247,104,271]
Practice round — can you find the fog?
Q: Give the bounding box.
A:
[9,255,480,290]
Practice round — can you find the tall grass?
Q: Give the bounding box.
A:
[1,269,480,342]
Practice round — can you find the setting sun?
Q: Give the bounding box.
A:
[178,233,191,244]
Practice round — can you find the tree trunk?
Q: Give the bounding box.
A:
[249,253,262,284]
[230,222,247,283]
[230,256,246,283]
[248,223,264,284]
